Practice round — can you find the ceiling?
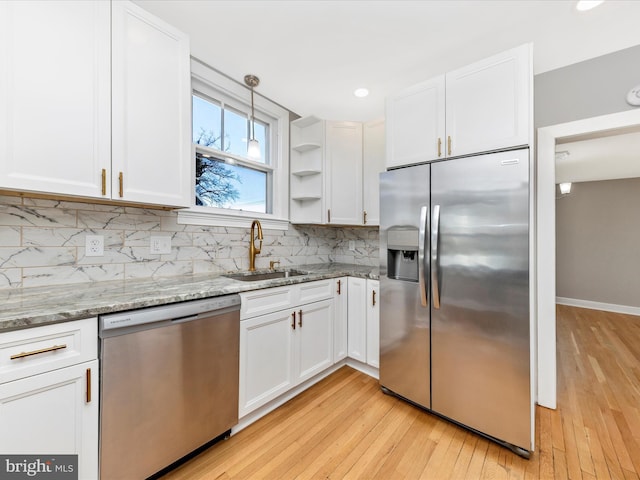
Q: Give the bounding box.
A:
[134,0,640,122]
[556,128,640,184]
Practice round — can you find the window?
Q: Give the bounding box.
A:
[193,94,270,213]
[178,59,289,230]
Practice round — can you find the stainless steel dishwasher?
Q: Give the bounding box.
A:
[99,295,240,480]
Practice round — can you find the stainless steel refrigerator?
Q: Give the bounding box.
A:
[379,149,532,456]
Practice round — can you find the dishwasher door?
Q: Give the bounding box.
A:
[99,296,240,480]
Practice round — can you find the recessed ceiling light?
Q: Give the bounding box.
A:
[354,88,369,98]
[576,0,604,11]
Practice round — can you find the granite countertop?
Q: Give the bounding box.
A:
[0,263,379,332]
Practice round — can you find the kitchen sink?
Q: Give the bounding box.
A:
[223,270,308,282]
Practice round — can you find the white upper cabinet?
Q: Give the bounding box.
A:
[445,44,531,157]
[386,76,445,169]
[290,117,385,226]
[112,1,192,207]
[362,120,386,226]
[0,1,191,208]
[325,121,363,225]
[386,44,532,168]
[0,1,111,198]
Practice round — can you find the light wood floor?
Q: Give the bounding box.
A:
[162,305,640,479]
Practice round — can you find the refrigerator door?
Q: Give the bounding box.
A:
[379,164,431,409]
[430,149,531,450]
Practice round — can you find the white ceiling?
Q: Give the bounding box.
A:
[134,0,640,122]
[556,128,640,184]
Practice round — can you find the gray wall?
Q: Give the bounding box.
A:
[556,177,640,307]
[535,44,640,128]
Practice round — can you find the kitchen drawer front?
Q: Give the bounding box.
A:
[0,318,97,384]
[297,279,333,304]
[240,285,296,319]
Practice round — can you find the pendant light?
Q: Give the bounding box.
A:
[244,74,261,161]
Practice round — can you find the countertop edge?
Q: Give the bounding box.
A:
[0,264,379,333]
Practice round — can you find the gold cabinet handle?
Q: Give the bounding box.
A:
[372,290,377,307]
[291,311,296,330]
[337,279,341,295]
[447,136,452,156]
[298,309,303,328]
[101,169,107,196]
[86,368,92,403]
[118,171,124,198]
[327,209,331,223]
[10,344,67,360]
[438,137,442,157]
[363,211,367,225]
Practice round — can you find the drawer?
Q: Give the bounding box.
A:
[0,318,97,384]
[240,285,296,319]
[298,279,333,304]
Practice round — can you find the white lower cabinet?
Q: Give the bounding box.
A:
[239,309,296,417]
[239,276,379,420]
[348,278,380,368]
[239,281,334,418]
[347,277,367,363]
[333,277,348,362]
[366,280,380,368]
[0,318,98,480]
[295,299,334,384]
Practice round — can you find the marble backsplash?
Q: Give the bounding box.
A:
[0,195,379,289]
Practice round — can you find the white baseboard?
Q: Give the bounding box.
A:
[345,358,379,380]
[556,297,640,317]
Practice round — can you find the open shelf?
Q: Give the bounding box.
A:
[292,169,322,177]
[292,142,321,153]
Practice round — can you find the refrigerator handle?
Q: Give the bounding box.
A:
[418,205,428,308]
[431,204,441,309]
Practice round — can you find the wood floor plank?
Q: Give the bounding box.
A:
[161,305,640,480]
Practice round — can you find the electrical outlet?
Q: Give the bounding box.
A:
[348,240,356,251]
[85,235,104,257]
[150,236,171,254]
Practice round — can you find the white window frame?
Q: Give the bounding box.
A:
[178,59,289,230]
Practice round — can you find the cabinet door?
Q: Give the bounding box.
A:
[363,120,385,226]
[386,76,445,169]
[111,1,192,207]
[0,1,111,198]
[296,299,334,384]
[0,360,98,480]
[347,277,367,363]
[333,278,348,362]
[366,280,380,368]
[325,122,363,225]
[445,44,531,157]
[239,310,295,417]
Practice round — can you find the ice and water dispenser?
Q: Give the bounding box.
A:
[386,228,420,282]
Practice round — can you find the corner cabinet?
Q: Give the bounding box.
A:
[290,117,385,226]
[386,43,532,168]
[0,0,192,208]
[333,277,348,362]
[0,318,99,480]
[347,278,379,368]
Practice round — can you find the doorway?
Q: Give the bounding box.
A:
[536,108,640,409]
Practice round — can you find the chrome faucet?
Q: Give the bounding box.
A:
[249,220,263,271]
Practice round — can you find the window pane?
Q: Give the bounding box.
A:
[253,120,268,164]
[223,107,249,158]
[196,154,268,213]
[193,95,222,149]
